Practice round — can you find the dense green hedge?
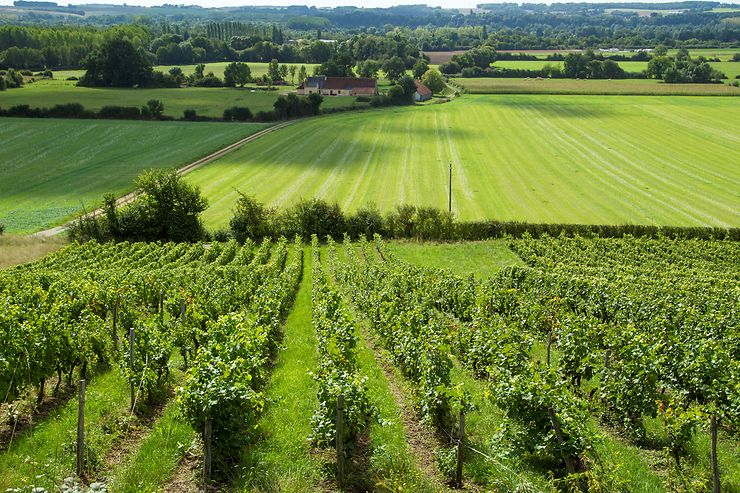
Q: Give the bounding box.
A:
[229,197,740,243]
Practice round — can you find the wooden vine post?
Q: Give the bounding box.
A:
[204,418,213,486]
[112,295,119,351]
[455,408,465,488]
[546,329,552,367]
[336,394,345,487]
[711,413,720,493]
[180,297,188,368]
[129,328,135,411]
[76,379,86,477]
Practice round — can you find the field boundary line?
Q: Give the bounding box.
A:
[32,121,295,238]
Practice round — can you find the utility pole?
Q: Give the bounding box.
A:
[448,161,453,213]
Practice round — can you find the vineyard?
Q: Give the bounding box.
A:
[0,235,738,492]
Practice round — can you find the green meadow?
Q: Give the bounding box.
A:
[454,77,740,95]
[491,59,740,79]
[0,118,268,232]
[186,94,740,229]
[0,78,363,118]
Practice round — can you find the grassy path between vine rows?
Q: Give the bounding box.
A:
[232,247,326,493]
[105,361,196,493]
[327,246,444,492]
[0,369,130,491]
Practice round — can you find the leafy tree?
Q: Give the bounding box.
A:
[79,38,152,88]
[194,63,205,79]
[224,61,251,87]
[289,64,297,84]
[382,56,406,83]
[268,58,281,80]
[412,58,429,78]
[647,56,672,79]
[141,99,164,119]
[279,64,289,80]
[421,68,445,93]
[357,59,380,79]
[298,65,308,84]
[439,61,461,75]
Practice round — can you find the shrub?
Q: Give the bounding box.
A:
[191,75,223,87]
[69,169,208,243]
[0,223,4,235]
[439,61,461,75]
[48,103,91,119]
[254,110,277,122]
[280,198,345,239]
[346,204,385,239]
[98,105,141,119]
[183,109,198,121]
[223,106,253,121]
[229,192,274,242]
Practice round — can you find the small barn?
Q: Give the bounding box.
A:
[298,76,377,96]
[414,80,433,102]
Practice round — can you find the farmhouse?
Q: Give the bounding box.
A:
[414,80,433,102]
[298,76,377,97]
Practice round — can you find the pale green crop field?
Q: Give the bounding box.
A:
[0,118,268,233]
[186,95,740,229]
[491,60,740,79]
[454,77,740,95]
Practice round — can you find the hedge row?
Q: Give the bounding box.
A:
[228,198,740,243]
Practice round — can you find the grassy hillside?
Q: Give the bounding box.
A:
[186,95,740,229]
[0,118,268,233]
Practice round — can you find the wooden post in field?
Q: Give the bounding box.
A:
[604,347,611,368]
[711,413,720,493]
[112,296,119,351]
[129,328,135,411]
[180,297,186,321]
[550,408,577,476]
[77,379,86,477]
[448,161,453,213]
[455,408,465,488]
[204,418,213,485]
[336,394,345,487]
[547,330,552,367]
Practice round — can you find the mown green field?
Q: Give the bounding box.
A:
[492,59,740,79]
[454,77,740,95]
[187,94,740,229]
[0,78,364,118]
[53,61,321,82]
[0,118,268,232]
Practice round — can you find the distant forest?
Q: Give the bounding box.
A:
[0,1,737,70]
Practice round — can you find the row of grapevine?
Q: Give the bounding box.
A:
[334,235,457,432]
[309,236,372,450]
[372,234,739,489]
[177,236,304,477]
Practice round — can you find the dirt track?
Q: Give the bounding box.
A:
[33,121,294,238]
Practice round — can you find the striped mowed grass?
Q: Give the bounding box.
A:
[0,118,268,233]
[187,94,740,229]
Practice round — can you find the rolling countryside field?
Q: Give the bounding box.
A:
[0,118,268,232]
[186,94,740,229]
[453,77,740,95]
[0,78,364,118]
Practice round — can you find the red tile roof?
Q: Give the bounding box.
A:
[415,80,432,97]
[323,77,377,90]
